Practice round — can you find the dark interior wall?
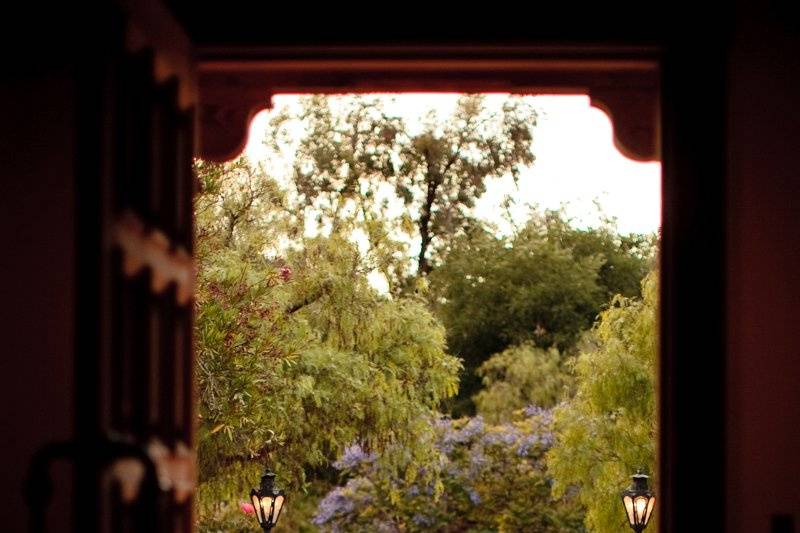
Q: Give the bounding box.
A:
[0,2,798,532]
[726,4,800,531]
[0,71,75,532]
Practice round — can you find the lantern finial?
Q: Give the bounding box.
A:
[260,471,276,492]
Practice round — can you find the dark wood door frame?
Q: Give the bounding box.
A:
[72,15,725,527]
[193,44,726,533]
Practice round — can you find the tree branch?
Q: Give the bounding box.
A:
[286,280,334,314]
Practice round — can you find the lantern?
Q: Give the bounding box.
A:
[250,471,285,531]
[621,471,656,532]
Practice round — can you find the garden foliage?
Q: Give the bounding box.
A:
[194,158,460,529]
[313,408,584,532]
[194,95,658,532]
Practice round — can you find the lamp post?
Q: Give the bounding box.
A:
[621,470,656,532]
[250,470,286,531]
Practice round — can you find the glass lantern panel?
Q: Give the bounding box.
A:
[272,494,285,523]
[623,495,635,524]
[634,496,649,524]
[252,494,263,524]
[644,495,656,524]
[261,496,276,523]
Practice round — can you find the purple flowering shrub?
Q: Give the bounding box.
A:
[332,445,377,471]
[313,407,584,532]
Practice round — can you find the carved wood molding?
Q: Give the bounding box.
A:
[113,211,195,305]
[121,0,198,110]
[147,439,197,504]
[106,438,196,504]
[200,89,273,165]
[196,48,660,163]
[108,457,147,503]
[589,87,660,161]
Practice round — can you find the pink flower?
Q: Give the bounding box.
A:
[279,266,292,282]
[240,502,256,515]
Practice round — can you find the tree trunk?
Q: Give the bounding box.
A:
[418,176,438,275]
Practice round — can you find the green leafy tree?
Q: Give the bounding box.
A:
[536,208,656,301]
[267,94,537,279]
[474,343,573,424]
[429,210,655,415]
[194,158,461,531]
[546,272,658,533]
[428,218,602,414]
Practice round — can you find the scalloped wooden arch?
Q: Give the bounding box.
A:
[196,48,660,163]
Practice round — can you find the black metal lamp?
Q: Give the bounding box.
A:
[250,470,286,531]
[621,470,656,532]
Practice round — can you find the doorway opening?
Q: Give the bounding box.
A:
[194,89,661,532]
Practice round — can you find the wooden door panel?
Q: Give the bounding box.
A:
[69,4,197,532]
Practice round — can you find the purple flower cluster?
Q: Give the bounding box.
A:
[468,488,482,505]
[375,520,399,532]
[523,405,554,424]
[439,415,485,453]
[467,447,488,479]
[460,417,485,440]
[523,405,546,417]
[480,424,521,447]
[412,513,435,527]
[405,482,434,497]
[313,486,354,526]
[333,443,377,471]
[313,478,373,526]
[434,417,454,431]
[516,433,540,456]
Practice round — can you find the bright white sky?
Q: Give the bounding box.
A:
[245,93,661,237]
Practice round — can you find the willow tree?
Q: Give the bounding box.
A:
[194,158,461,531]
[266,94,537,280]
[546,272,658,533]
